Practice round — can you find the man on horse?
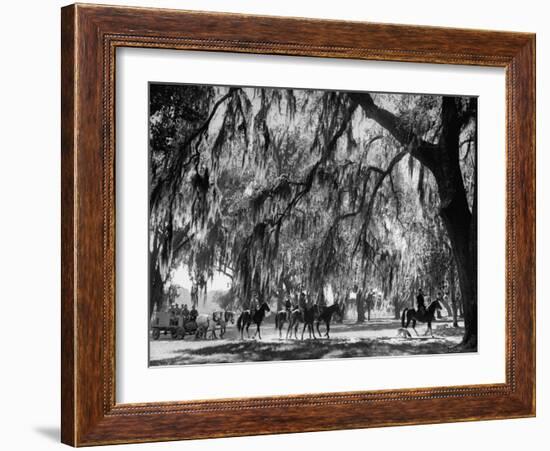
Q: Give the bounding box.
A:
[250,295,259,314]
[401,293,442,337]
[284,297,292,312]
[299,291,307,310]
[416,288,426,317]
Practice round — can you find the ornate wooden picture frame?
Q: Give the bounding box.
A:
[61,3,535,446]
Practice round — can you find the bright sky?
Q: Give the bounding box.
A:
[172,264,232,292]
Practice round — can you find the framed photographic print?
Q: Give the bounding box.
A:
[61,3,536,446]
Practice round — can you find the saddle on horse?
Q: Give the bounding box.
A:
[416,306,427,320]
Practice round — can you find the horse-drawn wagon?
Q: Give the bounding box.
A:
[150,311,207,340]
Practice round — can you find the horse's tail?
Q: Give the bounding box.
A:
[237,314,243,332]
[401,308,408,328]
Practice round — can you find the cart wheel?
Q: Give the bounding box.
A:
[152,328,160,340]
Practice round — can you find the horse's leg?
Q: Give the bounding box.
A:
[316,320,322,337]
[412,318,419,336]
[258,323,262,340]
[301,323,307,340]
[424,322,430,336]
[326,321,330,339]
[246,322,251,338]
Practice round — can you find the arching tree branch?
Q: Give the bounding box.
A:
[348,92,439,172]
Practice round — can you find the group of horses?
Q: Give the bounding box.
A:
[236,301,346,340]
[195,297,442,342]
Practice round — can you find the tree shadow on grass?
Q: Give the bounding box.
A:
[150,335,471,366]
[319,318,458,334]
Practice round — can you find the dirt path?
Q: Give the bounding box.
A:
[149,318,467,366]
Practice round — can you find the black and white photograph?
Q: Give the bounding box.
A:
[148,82,478,366]
[0,0,544,448]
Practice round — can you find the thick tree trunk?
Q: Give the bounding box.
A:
[439,194,477,347]
[356,290,365,323]
[393,295,401,320]
[149,254,165,316]
[366,293,373,321]
[449,261,459,327]
[451,300,459,327]
[434,99,477,348]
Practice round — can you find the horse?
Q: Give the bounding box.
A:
[210,310,235,339]
[401,299,442,337]
[315,302,345,339]
[286,308,303,339]
[286,304,319,340]
[301,304,320,339]
[237,302,271,339]
[274,309,291,339]
[194,314,211,339]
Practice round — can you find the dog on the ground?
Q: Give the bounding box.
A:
[396,327,412,339]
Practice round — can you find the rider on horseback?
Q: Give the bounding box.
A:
[416,288,426,317]
[284,297,292,312]
[298,291,307,310]
[250,295,258,315]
